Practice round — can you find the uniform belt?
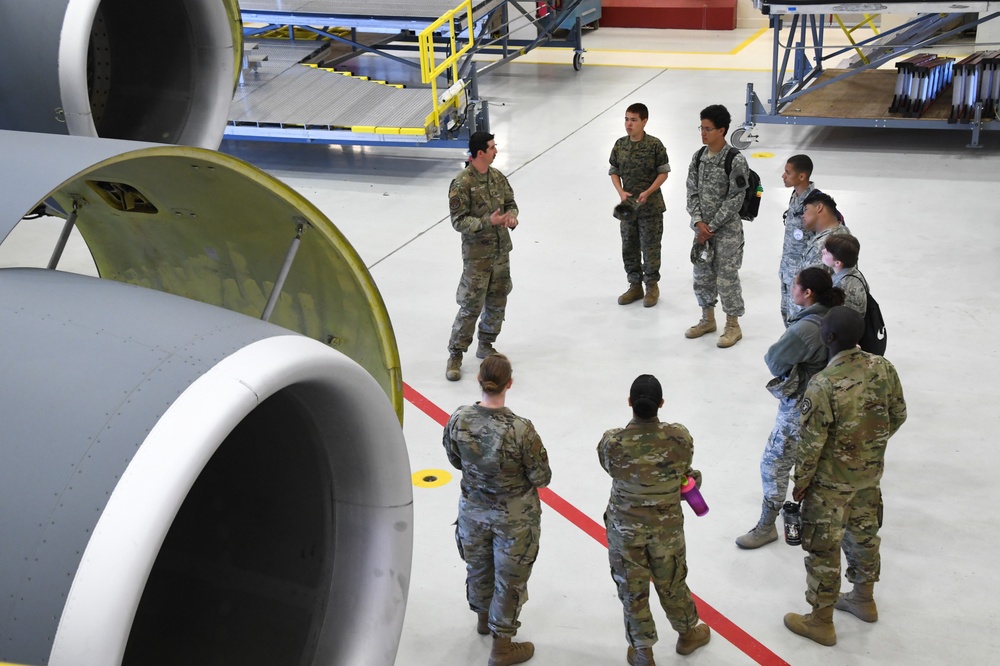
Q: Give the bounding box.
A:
[612,480,678,501]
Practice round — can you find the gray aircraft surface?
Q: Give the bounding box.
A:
[0,0,242,148]
[0,129,413,665]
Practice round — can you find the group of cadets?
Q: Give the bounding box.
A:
[440,104,907,666]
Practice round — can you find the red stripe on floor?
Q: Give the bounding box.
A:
[403,381,790,666]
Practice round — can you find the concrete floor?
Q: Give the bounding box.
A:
[3,25,999,666]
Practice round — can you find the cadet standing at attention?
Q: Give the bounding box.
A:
[798,190,850,279]
[785,307,907,646]
[609,102,670,308]
[598,374,711,666]
[779,154,817,327]
[685,104,749,348]
[443,354,551,666]
[446,131,519,382]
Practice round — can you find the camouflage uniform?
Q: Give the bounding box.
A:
[780,184,817,326]
[444,404,551,637]
[598,417,702,649]
[794,349,907,610]
[760,303,831,512]
[447,165,519,355]
[834,268,868,317]
[609,134,670,285]
[789,223,851,321]
[686,147,749,316]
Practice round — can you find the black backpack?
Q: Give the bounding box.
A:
[699,145,762,221]
[845,272,887,356]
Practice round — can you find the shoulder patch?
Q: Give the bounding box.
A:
[799,397,813,416]
[449,195,461,212]
[735,174,748,189]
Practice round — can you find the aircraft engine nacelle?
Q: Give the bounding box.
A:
[0,0,241,148]
[0,130,411,665]
[0,268,412,666]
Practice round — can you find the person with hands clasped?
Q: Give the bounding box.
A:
[685,104,749,348]
[609,103,670,308]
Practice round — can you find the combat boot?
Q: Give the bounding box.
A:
[618,284,643,305]
[477,611,490,635]
[488,635,534,666]
[835,583,878,622]
[643,282,659,308]
[627,645,655,665]
[446,353,462,381]
[784,605,836,646]
[717,315,743,348]
[675,623,711,655]
[476,341,498,359]
[684,308,716,338]
[735,501,780,549]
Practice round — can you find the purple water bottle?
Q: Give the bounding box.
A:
[680,476,709,516]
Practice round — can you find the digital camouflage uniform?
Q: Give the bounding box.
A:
[794,349,907,610]
[609,134,671,285]
[447,165,519,355]
[835,268,868,318]
[598,417,702,649]
[686,147,749,316]
[780,183,817,326]
[760,303,831,512]
[444,404,551,637]
[788,224,851,322]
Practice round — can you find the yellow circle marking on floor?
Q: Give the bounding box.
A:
[752,152,776,159]
[413,469,452,488]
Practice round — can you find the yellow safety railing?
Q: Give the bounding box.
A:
[834,14,881,65]
[418,0,475,131]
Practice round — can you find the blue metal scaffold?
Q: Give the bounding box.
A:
[734,1,1000,149]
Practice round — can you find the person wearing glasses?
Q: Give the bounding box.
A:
[684,104,750,348]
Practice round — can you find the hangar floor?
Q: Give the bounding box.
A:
[3,25,998,666]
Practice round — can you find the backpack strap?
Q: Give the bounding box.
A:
[842,272,870,294]
[723,146,737,176]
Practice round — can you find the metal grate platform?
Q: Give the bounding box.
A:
[227,42,435,143]
[239,0,507,31]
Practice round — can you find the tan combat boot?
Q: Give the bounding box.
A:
[735,501,780,549]
[684,308,717,338]
[784,605,836,646]
[477,611,490,635]
[643,282,659,308]
[476,341,497,359]
[675,623,711,655]
[835,583,878,622]
[717,315,742,348]
[489,635,535,666]
[445,353,462,381]
[618,283,644,305]
[627,645,655,665]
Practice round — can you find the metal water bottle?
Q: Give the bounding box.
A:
[782,501,802,545]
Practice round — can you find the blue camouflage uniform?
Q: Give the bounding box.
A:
[834,267,868,317]
[760,303,831,512]
[780,184,817,326]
